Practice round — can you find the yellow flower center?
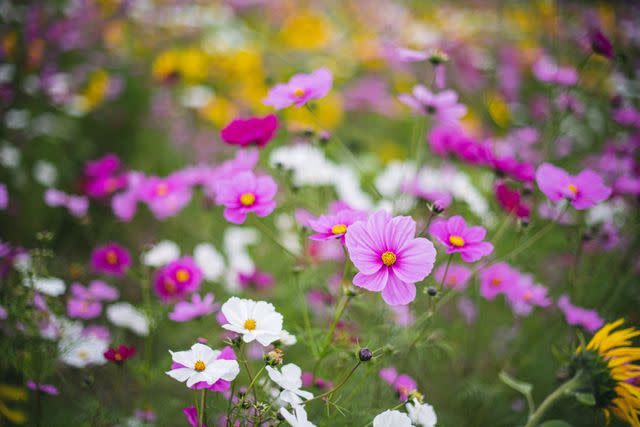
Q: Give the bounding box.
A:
[105,250,118,265]
[491,277,502,287]
[194,360,206,372]
[381,251,397,266]
[293,88,305,97]
[331,224,347,235]
[78,350,88,360]
[244,319,257,331]
[449,235,465,247]
[175,268,190,283]
[155,183,169,197]
[240,193,256,206]
[568,184,578,194]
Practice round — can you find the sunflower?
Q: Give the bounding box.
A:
[571,319,640,426]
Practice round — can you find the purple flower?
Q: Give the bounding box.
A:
[183,406,203,427]
[91,243,131,276]
[220,114,279,148]
[505,274,551,316]
[67,280,119,319]
[532,57,577,86]
[345,211,436,305]
[457,297,477,324]
[398,85,466,125]
[434,263,472,290]
[557,294,604,332]
[308,208,368,244]
[263,67,332,110]
[535,163,611,210]
[214,171,277,225]
[169,293,217,322]
[154,257,203,303]
[479,262,520,300]
[44,188,89,217]
[0,183,7,210]
[26,380,59,396]
[111,171,145,222]
[429,216,493,263]
[84,153,120,177]
[379,367,418,401]
[237,270,275,291]
[139,175,192,220]
[589,29,613,59]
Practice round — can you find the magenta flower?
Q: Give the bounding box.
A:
[557,294,605,332]
[44,188,89,217]
[535,163,611,210]
[154,257,203,303]
[506,275,551,316]
[0,183,7,210]
[170,346,237,392]
[434,263,472,290]
[91,242,131,276]
[139,175,192,220]
[532,57,578,86]
[398,85,466,125]
[169,293,217,322]
[494,181,531,219]
[26,380,59,396]
[214,171,277,224]
[588,29,613,59]
[237,270,275,291]
[345,211,436,305]
[479,262,520,300]
[263,67,332,110]
[220,114,279,148]
[308,208,368,244]
[182,406,203,427]
[379,367,418,401]
[84,153,120,177]
[429,216,493,263]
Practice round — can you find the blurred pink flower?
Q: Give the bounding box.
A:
[169,293,217,322]
[263,67,332,110]
[557,294,604,332]
[154,257,203,303]
[535,163,611,210]
[429,216,493,262]
[434,263,472,290]
[399,85,466,125]
[479,262,520,300]
[220,114,279,148]
[91,242,131,276]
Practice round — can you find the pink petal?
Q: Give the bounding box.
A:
[394,238,436,283]
[380,272,416,305]
[353,269,388,292]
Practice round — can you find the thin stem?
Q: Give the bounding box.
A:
[304,361,362,404]
[198,389,207,427]
[245,365,265,398]
[524,372,584,427]
[313,293,351,375]
[438,254,454,294]
[418,210,437,236]
[251,216,298,259]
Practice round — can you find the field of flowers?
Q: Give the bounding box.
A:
[1,1,639,426]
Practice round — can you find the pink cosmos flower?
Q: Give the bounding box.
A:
[183,406,203,427]
[83,154,127,198]
[345,211,436,305]
[402,179,452,211]
[170,346,237,392]
[220,114,279,148]
[263,67,332,110]
[169,293,217,322]
[398,85,466,125]
[104,344,137,363]
[84,153,120,177]
[26,380,59,396]
[214,171,277,225]
[379,367,418,401]
[457,297,477,324]
[505,274,551,316]
[479,262,520,300]
[429,216,493,263]
[0,183,7,210]
[154,257,203,303]
[237,270,275,291]
[557,294,604,332]
[434,263,472,290]
[139,175,192,220]
[308,208,368,244]
[535,163,612,210]
[111,171,145,222]
[91,242,131,276]
[67,280,119,319]
[44,188,89,217]
[532,57,578,86]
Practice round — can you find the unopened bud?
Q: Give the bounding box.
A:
[358,348,373,362]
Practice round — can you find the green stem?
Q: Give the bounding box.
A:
[313,293,351,375]
[251,216,298,259]
[198,389,207,427]
[245,365,265,398]
[524,372,584,427]
[304,361,361,404]
[438,254,454,294]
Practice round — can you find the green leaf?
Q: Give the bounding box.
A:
[539,420,573,427]
[498,370,533,395]
[574,392,596,406]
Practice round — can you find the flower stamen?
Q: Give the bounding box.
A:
[240,193,256,206]
[244,319,257,331]
[381,251,397,266]
[449,235,465,247]
[194,360,206,372]
[331,224,347,235]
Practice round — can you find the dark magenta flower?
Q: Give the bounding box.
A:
[220,114,279,148]
[589,29,613,59]
[104,344,137,363]
[91,242,131,276]
[237,269,275,291]
[494,181,531,219]
[153,257,203,303]
[535,163,611,210]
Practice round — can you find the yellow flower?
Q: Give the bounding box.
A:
[280,11,331,50]
[82,69,110,111]
[576,320,640,426]
[284,92,343,132]
[179,48,209,83]
[199,96,238,128]
[152,50,181,82]
[0,384,26,424]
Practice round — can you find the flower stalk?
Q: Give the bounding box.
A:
[524,371,584,427]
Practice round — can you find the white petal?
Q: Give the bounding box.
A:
[166,368,193,383]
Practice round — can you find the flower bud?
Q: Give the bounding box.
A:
[427,287,438,297]
[358,348,373,362]
[264,348,284,366]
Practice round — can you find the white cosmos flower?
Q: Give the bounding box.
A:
[279,405,316,427]
[278,330,297,346]
[372,410,413,427]
[406,399,437,427]
[221,297,283,346]
[166,343,240,388]
[141,240,180,267]
[266,363,313,405]
[23,276,65,296]
[59,334,109,368]
[193,243,225,281]
[106,303,149,336]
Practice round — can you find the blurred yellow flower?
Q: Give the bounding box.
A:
[486,93,511,128]
[179,48,209,83]
[103,20,126,49]
[83,69,110,111]
[280,11,331,50]
[0,384,26,425]
[2,31,17,58]
[152,50,181,82]
[378,142,406,164]
[285,92,343,131]
[199,96,238,128]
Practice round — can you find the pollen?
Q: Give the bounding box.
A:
[155,183,169,197]
[240,192,256,206]
[105,250,118,265]
[568,184,578,194]
[194,360,206,372]
[244,319,257,331]
[449,235,465,247]
[175,268,190,283]
[331,224,347,235]
[381,251,397,266]
[293,88,305,97]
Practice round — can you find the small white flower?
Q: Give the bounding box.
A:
[33,160,58,186]
[278,330,297,346]
[141,240,180,267]
[59,337,109,368]
[0,144,20,168]
[266,363,313,405]
[180,85,213,108]
[372,410,413,427]
[194,243,225,281]
[23,276,66,296]
[406,399,437,427]
[106,303,149,336]
[221,297,283,346]
[279,405,316,427]
[166,343,240,388]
